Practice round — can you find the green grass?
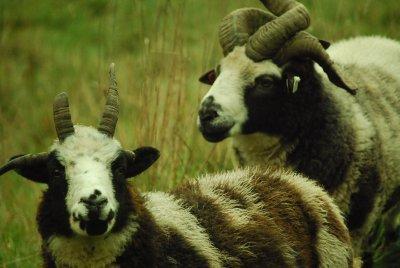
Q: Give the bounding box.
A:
[0,0,399,266]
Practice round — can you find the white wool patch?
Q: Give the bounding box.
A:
[276,169,347,229]
[51,125,122,235]
[48,214,139,267]
[233,132,296,168]
[201,46,282,136]
[196,169,264,227]
[317,228,352,268]
[276,170,352,267]
[327,36,400,83]
[145,192,224,268]
[275,169,336,211]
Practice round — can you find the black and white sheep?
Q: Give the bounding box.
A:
[0,64,355,267]
[197,0,400,260]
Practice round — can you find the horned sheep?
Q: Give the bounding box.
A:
[0,64,355,267]
[197,0,400,262]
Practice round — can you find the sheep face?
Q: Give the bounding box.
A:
[6,125,159,238]
[198,46,305,142]
[1,124,159,238]
[49,125,122,236]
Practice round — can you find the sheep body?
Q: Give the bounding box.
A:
[230,36,400,255]
[43,168,354,267]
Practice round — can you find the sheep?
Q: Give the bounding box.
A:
[0,64,356,267]
[197,0,400,262]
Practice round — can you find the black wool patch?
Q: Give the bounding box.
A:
[37,151,72,240]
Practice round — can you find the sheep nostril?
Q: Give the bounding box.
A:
[107,210,115,222]
[80,197,108,208]
[98,198,108,207]
[94,189,101,196]
[199,109,219,123]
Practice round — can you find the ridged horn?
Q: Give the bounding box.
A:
[53,92,74,142]
[98,63,119,137]
[245,0,310,61]
[274,32,357,94]
[218,8,277,56]
[0,153,48,177]
[219,0,357,93]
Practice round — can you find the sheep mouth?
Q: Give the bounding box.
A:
[199,120,234,143]
[79,219,109,236]
[74,210,115,236]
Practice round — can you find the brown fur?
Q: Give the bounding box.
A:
[170,168,353,267]
[250,173,319,267]
[172,179,297,267]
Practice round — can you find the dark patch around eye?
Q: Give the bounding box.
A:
[38,150,71,239]
[249,74,281,97]
[47,151,65,179]
[111,152,127,179]
[255,74,279,85]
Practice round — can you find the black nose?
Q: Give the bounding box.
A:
[80,197,108,220]
[199,96,220,123]
[199,108,219,123]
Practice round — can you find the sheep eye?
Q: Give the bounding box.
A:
[255,75,274,88]
[52,168,64,178]
[115,166,125,175]
[112,162,126,177]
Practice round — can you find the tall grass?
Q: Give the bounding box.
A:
[0,0,399,266]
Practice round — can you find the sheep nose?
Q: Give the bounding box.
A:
[199,108,219,123]
[80,196,108,220]
[199,96,220,123]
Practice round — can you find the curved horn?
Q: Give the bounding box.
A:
[53,92,74,142]
[0,153,48,178]
[245,0,310,61]
[218,8,277,56]
[274,32,357,95]
[98,63,119,137]
[220,0,356,94]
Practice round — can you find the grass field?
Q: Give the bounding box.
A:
[0,0,399,266]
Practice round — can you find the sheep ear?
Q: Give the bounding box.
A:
[124,147,160,178]
[319,39,331,49]
[199,69,216,85]
[0,153,49,183]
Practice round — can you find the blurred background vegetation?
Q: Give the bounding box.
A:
[0,0,399,266]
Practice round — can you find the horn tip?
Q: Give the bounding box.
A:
[109,63,116,76]
[53,92,69,107]
[109,63,117,88]
[54,92,68,100]
[348,88,358,95]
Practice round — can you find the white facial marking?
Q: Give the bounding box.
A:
[200,46,282,136]
[51,125,121,236]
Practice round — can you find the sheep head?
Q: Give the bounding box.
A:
[198,0,356,142]
[0,64,160,237]
[210,0,356,94]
